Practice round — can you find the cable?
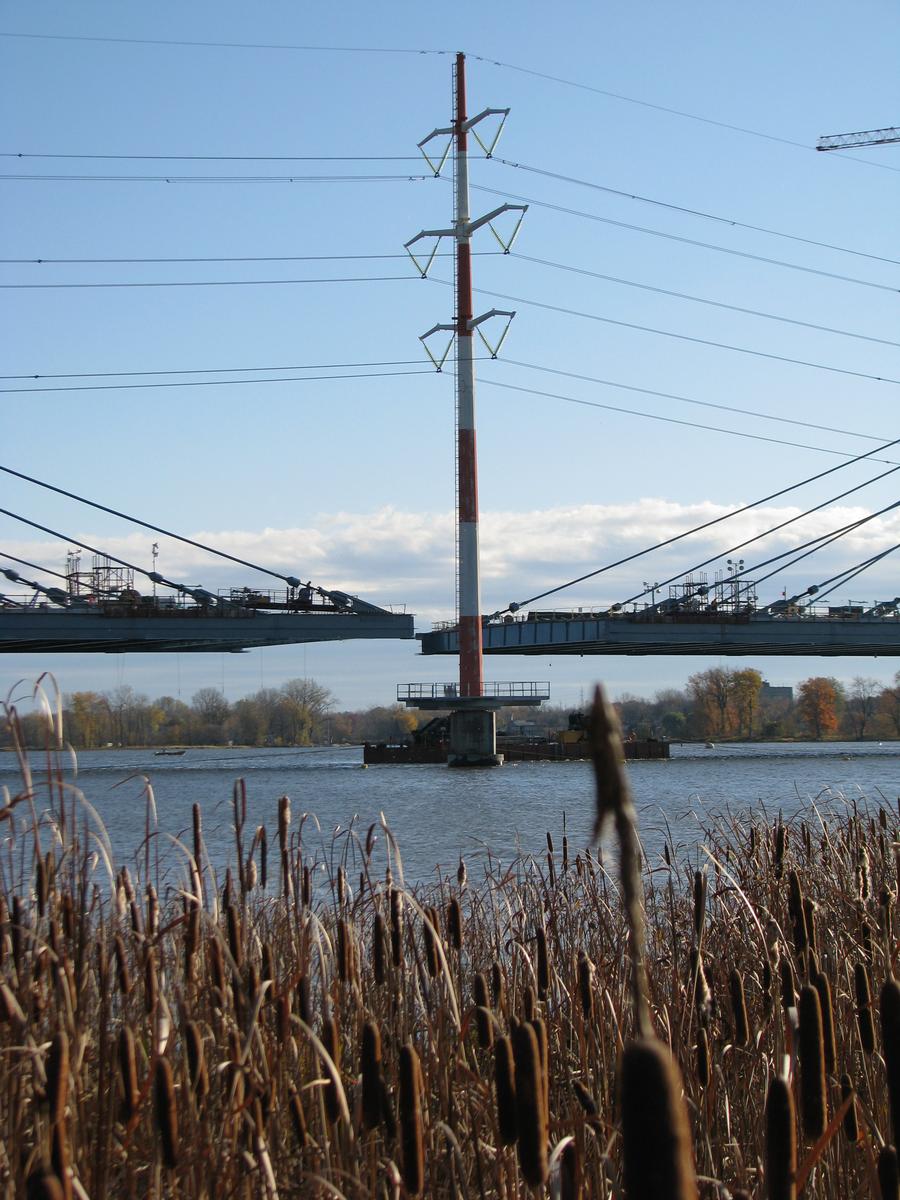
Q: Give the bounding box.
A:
[471,183,900,295]
[497,159,900,267]
[0,251,491,265]
[0,172,433,183]
[801,544,900,606]
[0,368,434,395]
[1,275,415,291]
[0,552,70,582]
[0,466,306,588]
[510,254,900,351]
[2,152,427,162]
[501,359,887,443]
[615,467,900,607]
[499,431,900,613]
[474,54,900,174]
[0,358,426,381]
[479,376,896,462]
[0,31,452,54]
[448,280,900,388]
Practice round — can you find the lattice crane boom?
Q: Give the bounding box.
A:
[817,126,900,150]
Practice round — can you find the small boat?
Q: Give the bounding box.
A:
[705,741,715,749]
[155,749,186,756]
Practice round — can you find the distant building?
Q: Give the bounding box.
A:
[761,681,793,703]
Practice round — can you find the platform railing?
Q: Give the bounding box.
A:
[398,681,551,702]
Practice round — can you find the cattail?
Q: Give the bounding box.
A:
[184,901,200,981]
[474,1003,494,1049]
[762,956,774,1016]
[572,1078,597,1118]
[690,948,711,1017]
[185,1020,209,1104]
[337,918,353,984]
[532,1016,550,1127]
[113,933,132,997]
[536,926,550,999]
[35,855,48,917]
[803,897,817,957]
[297,975,312,1026]
[729,969,749,1046]
[226,903,242,969]
[390,888,403,968]
[560,1138,581,1200]
[321,1016,341,1124]
[398,1043,425,1196]
[621,1037,698,1200]
[144,947,158,1014]
[447,897,463,951]
[546,849,556,887]
[118,1026,139,1121]
[372,911,386,985]
[812,969,836,1075]
[522,984,537,1023]
[208,935,225,997]
[25,1168,65,1200]
[577,952,594,1021]
[154,1057,179,1170]
[881,979,900,1149]
[880,1146,900,1200]
[855,963,876,1053]
[862,921,874,964]
[696,1028,710,1089]
[840,1074,858,1143]
[192,803,203,888]
[774,821,787,879]
[288,1083,307,1149]
[491,960,505,1010]
[146,884,159,939]
[302,865,312,908]
[692,871,706,943]
[765,1075,796,1200]
[50,1120,70,1200]
[423,906,440,977]
[797,985,827,1140]
[46,1031,69,1127]
[473,971,490,1010]
[512,1021,547,1188]
[780,956,795,1012]
[360,1021,383,1131]
[787,871,807,955]
[457,857,466,886]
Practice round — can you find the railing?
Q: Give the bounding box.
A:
[398,682,551,702]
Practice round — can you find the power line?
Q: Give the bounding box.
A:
[0,368,435,395]
[0,172,433,183]
[501,359,887,443]
[497,159,900,267]
[2,152,427,162]
[479,376,897,462]
[511,252,900,350]
[474,54,900,174]
[1,275,415,290]
[0,31,451,54]
[0,552,69,582]
[502,432,900,613]
[0,358,427,381]
[471,183,900,295]
[1,252,485,265]
[801,544,900,607]
[453,280,900,388]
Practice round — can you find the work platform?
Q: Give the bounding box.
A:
[0,602,413,653]
[419,607,900,658]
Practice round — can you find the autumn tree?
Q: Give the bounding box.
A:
[731,669,763,737]
[878,671,900,736]
[844,676,881,740]
[687,668,737,738]
[796,677,843,739]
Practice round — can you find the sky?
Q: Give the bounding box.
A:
[2,1,899,710]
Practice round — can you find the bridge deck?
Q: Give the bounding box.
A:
[420,612,900,657]
[0,606,414,653]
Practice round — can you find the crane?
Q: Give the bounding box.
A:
[817,126,900,150]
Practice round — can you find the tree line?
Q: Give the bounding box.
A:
[3,668,899,750]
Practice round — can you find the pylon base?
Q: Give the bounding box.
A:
[447,708,503,767]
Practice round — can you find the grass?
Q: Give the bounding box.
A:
[1,685,899,1197]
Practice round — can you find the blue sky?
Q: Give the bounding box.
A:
[2,2,899,709]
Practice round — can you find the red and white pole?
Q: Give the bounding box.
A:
[453,51,484,700]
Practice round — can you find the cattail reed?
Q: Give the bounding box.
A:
[475,1005,493,1049]
[423,905,440,977]
[787,871,807,955]
[780,955,795,1012]
[774,821,786,878]
[117,1026,139,1121]
[621,1038,698,1200]
[692,870,706,943]
[797,985,827,1140]
[154,1057,179,1170]
[880,1146,900,1200]
[536,925,550,999]
[25,1168,65,1200]
[560,1138,580,1200]
[360,1021,383,1131]
[321,1015,341,1124]
[113,933,131,997]
[812,967,835,1075]
[852,962,876,1053]
[765,1075,796,1200]
[185,1020,209,1104]
[225,902,242,969]
[729,969,749,1046]
[882,978,900,1149]
[372,911,386,985]
[390,888,403,967]
[696,1027,710,1089]
[512,1021,547,1187]
[840,1073,858,1143]
[572,1078,597,1118]
[473,971,489,1010]
[577,951,593,1021]
[398,1043,425,1196]
[491,960,505,1011]
[446,896,462,951]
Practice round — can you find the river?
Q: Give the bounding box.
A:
[1,741,898,889]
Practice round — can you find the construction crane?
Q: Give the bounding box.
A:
[817,126,900,150]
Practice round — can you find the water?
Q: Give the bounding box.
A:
[2,742,898,888]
